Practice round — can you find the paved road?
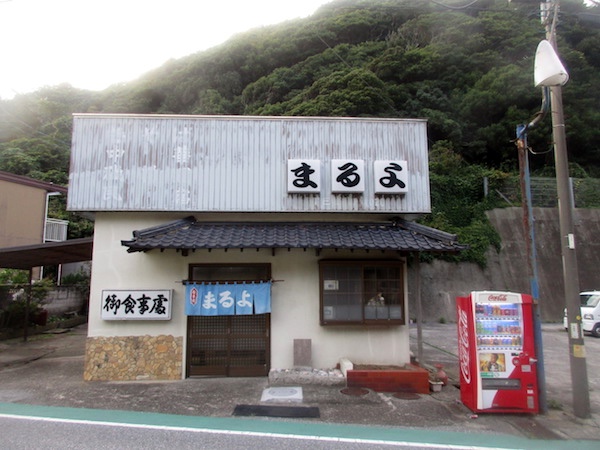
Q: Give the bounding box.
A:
[0,402,595,450]
[0,323,598,447]
[0,414,454,450]
[411,322,600,423]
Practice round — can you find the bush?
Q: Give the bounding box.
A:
[423,141,506,268]
[61,269,90,299]
[0,276,54,329]
[0,299,44,329]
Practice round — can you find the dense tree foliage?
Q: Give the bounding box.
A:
[0,0,598,258]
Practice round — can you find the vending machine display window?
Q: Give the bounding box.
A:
[475,303,523,355]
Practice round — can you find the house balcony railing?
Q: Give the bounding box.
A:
[45,218,68,242]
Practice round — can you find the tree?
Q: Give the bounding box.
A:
[0,147,40,175]
[1,0,600,264]
[272,68,393,117]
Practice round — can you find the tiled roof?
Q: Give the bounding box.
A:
[121,217,467,254]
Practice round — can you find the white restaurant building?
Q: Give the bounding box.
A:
[67,114,465,381]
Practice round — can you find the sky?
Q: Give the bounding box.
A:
[0,0,331,99]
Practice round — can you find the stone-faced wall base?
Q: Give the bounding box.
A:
[84,335,183,381]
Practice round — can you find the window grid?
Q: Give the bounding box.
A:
[320,260,404,325]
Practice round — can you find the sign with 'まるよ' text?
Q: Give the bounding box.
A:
[185,281,271,316]
[287,159,408,194]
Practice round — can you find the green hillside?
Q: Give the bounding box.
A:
[1,0,598,263]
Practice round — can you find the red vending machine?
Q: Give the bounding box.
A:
[456,291,539,414]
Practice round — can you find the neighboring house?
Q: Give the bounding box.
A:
[67,114,465,382]
[0,170,68,279]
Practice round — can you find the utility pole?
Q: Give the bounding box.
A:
[541,0,590,418]
[515,124,547,413]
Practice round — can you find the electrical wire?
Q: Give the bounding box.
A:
[0,101,72,148]
[528,144,553,155]
[313,34,402,116]
[309,0,494,118]
[429,0,483,10]
[514,86,555,156]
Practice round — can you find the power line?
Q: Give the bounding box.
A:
[429,0,483,10]
[313,34,402,116]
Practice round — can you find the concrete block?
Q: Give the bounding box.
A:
[293,339,311,368]
[339,357,353,377]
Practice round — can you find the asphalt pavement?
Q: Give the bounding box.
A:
[0,322,598,447]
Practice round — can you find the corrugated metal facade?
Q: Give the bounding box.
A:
[68,114,430,213]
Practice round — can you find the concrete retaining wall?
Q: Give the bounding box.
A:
[44,286,87,316]
[408,207,600,323]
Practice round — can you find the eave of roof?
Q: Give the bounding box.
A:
[0,237,93,270]
[0,170,68,194]
[121,217,467,254]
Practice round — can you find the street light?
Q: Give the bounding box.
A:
[533,39,590,419]
[534,40,569,87]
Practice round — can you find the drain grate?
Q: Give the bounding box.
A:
[340,387,370,396]
[233,404,319,418]
[393,391,421,400]
[261,386,303,402]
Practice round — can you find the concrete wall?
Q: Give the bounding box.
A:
[84,207,600,379]
[88,212,411,379]
[44,287,87,316]
[0,179,46,248]
[408,207,600,323]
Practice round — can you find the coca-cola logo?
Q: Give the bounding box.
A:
[458,309,471,384]
[488,293,508,302]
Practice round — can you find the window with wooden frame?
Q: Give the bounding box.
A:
[319,260,405,325]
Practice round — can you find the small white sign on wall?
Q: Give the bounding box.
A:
[374,160,408,194]
[331,159,365,193]
[287,159,321,193]
[323,280,339,290]
[101,290,172,320]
